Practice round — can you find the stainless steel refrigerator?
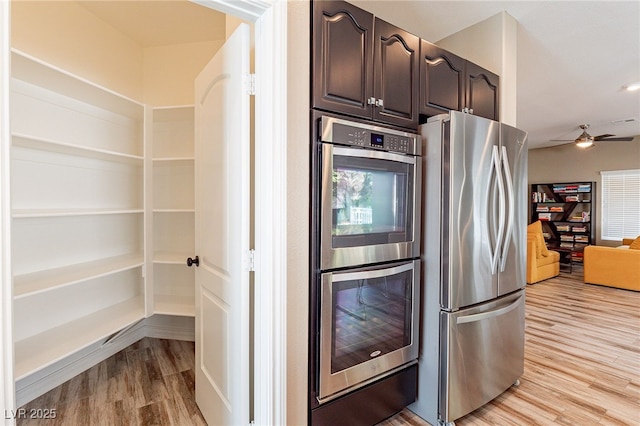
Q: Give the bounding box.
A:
[410,111,528,425]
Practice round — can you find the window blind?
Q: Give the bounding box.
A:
[601,169,640,241]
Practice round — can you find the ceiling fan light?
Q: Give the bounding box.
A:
[575,137,593,148]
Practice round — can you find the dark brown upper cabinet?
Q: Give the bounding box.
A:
[465,60,499,121]
[419,40,466,117]
[372,18,420,129]
[420,40,500,121]
[312,1,374,120]
[312,1,419,129]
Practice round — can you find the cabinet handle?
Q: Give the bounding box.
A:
[375,98,384,107]
[367,97,376,105]
[187,256,199,267]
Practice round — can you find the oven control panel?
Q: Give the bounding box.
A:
[319,116,420,156]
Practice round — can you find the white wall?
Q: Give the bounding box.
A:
[11,1,144,100]
[528,137,640,246]
[143,40,224,105]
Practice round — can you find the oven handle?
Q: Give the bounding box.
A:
[330,261,416,283]
[332,145,417,165]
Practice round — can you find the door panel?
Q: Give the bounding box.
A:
[312,0,374,119]
[440,291,524,422]
[373,18,419,128]
[194,24,250,426]
[465,61,499,121]
[443,112,500,310]
[419,40,465,116]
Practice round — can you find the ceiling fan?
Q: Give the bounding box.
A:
[555,124,634,148]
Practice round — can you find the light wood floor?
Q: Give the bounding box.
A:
[380,271,640,426]
[18,271,640,425]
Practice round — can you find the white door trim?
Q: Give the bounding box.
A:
[190,1,288,425]
[0,0,16,422]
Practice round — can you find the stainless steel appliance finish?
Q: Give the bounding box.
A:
[318,259,420,402]
[318,116,422,270]
[410,111,528,426]
[440,291,525,422]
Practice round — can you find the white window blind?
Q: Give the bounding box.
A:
[601,169,640,241]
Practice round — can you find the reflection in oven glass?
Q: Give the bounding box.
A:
[332,166,407,237]
[331,272,412,374]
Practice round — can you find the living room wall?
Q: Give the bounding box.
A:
[528,137,640,247]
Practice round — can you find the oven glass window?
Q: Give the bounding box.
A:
[331,268,413,373]
[331,155,413,248]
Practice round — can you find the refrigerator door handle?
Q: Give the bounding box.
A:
[456,294,523,324]
[500,146,515,272]
[490,145,505,274]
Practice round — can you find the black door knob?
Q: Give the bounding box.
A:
[187,256,199,267]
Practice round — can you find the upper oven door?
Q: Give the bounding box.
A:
[320,143,421,270]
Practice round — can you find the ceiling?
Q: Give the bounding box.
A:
[76,0,640,150]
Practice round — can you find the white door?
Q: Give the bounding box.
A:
[194,23,251,426]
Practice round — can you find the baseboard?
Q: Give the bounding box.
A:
[15,314,195,407]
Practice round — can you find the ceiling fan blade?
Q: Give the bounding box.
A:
[594,136,634,141]
[593,134,615,139]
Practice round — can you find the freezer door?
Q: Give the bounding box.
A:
[442,111,500,310]
[439,290,525,423]
[497,124,528,296]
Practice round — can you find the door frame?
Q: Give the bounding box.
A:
[193,1,289,424]
[0,0,15,419]
[0,0,289,424]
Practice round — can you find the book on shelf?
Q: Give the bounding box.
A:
[542,232,551,239]
[560,235,574,242]
[574,235,589,243]
[572,226,587,233]
[536,206,549,212]
[549,206,564,212]
[560,242,574,248]
[577,184,591,192]
[565,195,579,202]
[538,212,551,221]
[556,225,571,232]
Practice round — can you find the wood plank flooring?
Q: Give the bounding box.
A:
[17,270,640,425]
[380,271,640,426]
[17,338,206,426]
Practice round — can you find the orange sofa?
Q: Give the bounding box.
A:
[526,221,560,284]
[583,237,640,291]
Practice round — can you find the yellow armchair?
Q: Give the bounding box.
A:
[526,221,560,284]
[584,243,640,291]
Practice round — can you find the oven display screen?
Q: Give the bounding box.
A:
[370,133,384,148]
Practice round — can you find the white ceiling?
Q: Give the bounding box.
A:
[76,0,640,150]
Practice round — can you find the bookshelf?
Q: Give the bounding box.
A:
[531,182,595,265]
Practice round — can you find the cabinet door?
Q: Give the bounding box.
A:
[419,40,465,117]
[312,0,374,120]
[373,18,419,129]
[465,61,500,121]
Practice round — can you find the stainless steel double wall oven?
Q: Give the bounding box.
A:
[310,111,422,423]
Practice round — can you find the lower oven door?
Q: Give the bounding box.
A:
[318,259,420,401]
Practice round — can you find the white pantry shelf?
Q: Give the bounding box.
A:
[152,157,195,162]
[11,49,143,119]
[152,209,195,214]
[13,297,145,380]
[12,133,144,163]
[13,254,144,299]
[13,208,144,219]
